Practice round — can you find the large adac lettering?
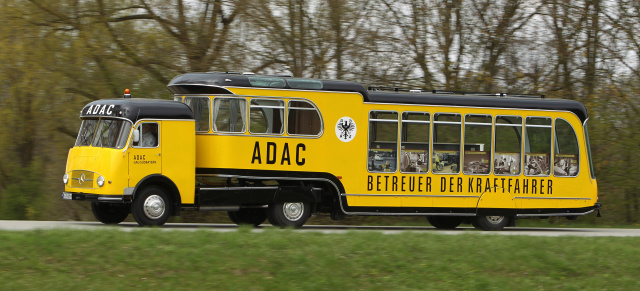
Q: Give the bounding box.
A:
[251,141,306,166]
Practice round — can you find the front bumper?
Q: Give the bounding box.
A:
[62,192,131,203]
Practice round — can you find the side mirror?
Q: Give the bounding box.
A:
[132,129,140,143]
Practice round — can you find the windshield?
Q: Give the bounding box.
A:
[74,118,132,149]
[75,118,99,146]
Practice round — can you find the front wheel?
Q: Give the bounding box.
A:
[473,215,510,231]
[228,208,267,226]
[267,202,310,228]
[131,186,172,226]
[91,202,129,224]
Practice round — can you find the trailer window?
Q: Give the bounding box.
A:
[494,115,522,175]
[213,98,247,133]
[287,100,321,136]
[554,118,579,177]
[464,115,492,175]
[250,99,284,134]
[400,112,430,173]
[368,111,398,173]
[185,97,210,132]
[433,113,461,174]
[525,117,552,176]
[248,76,286,88]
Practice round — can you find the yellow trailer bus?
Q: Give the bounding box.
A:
[62,73,600,230]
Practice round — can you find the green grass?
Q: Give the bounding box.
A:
[0,228,637,290]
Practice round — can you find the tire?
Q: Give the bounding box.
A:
[473,215,510,231]
[228,211,240,225]
[427,216,463,229]
[267,202,310,228]
[131,186,172,226]
[227,208,267,226]
[91,202,129,224]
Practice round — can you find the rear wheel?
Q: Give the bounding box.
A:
[267,202,310,228]
[131,186,172,226]
[427,216,463,229]
[91,202,129,224]
[473,215,509,231]
[228,208,267,226]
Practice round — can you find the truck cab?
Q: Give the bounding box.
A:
[62,98,195,226]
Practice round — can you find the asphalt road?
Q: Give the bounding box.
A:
[1,220,639,237]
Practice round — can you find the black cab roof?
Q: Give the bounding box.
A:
[80,99,194,123]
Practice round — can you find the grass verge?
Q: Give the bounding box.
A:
[0,228,637,290]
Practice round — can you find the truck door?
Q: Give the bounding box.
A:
[129,121,162,185]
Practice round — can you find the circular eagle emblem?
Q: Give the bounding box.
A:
[335,117,357,142]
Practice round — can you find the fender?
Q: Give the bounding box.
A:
[133,174,182,216]
[475,187,517,226]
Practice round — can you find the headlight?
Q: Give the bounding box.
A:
[97,175,105,187]
[63,173,69,184]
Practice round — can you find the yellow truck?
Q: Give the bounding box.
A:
[63,73,600,229]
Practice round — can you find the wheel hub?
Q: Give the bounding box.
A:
[282,202,304,221]
[486,216,505,224]
[143,194,166,219]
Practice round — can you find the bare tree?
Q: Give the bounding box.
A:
[240,0,372,78]
[467,0,539,92]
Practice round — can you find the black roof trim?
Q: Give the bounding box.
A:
[367,92,588,122]
[167,72,369,98]
[80,99,194,123]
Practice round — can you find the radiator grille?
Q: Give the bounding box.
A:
[70,171,95,188]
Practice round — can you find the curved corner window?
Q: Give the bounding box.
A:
[554,118,580,177]
[400,112,430,173]
[287,100,322,136]
[250,99,284,134]
[584,122,595,179]
[213,98,247,133]
[185,97,210,132]
[524,117,552,177]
